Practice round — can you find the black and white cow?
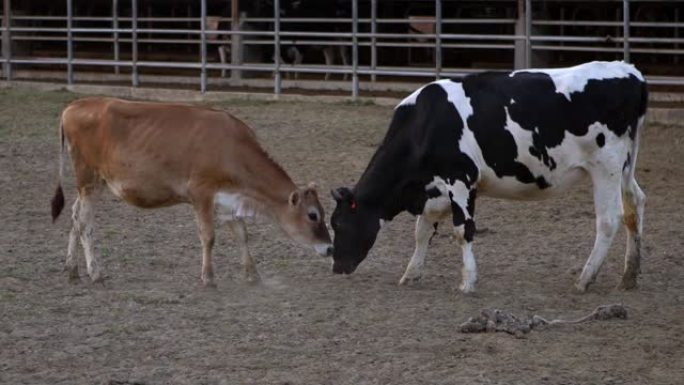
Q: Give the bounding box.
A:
[330,61,647,293]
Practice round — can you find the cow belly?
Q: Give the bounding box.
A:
[106,179,185,208]
[478,167,588,201]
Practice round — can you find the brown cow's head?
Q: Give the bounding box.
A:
[280,182,333,256]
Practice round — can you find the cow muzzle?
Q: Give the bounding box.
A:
[332,260,358,275]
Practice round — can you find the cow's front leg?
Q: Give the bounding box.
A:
[227,219,260,283]
[447,182,477,293]
[399,215,435,285]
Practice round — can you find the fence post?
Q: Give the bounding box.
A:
[131,0,138,87]
[273,0,281,95]
[623,0,630,63]
[113,0,119,74]
[2,0,11,80]
[525,0,531,67]
[200,0,207,93]
[435,0,442,79]
[67,0,73,85]
[231,0,242,82]
[370,0,376,82]
[351,0,358,100]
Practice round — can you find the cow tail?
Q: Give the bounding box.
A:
[625,81,648,185]
[51,120,66,222]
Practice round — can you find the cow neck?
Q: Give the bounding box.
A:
[234,145,297,215]
[354,130,412,221]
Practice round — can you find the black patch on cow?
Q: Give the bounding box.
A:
[461,71,645,185]
[623,152,632,172]
[354,83,478,220]
[536,176,551,189]
[426,186,441,199]
[464,219,476,243]
[596,133,606,148]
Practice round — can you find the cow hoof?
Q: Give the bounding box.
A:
[617,278,638,291]
[399,275,421,285]
[90,271,104,284]
[574,281,589,293]
[66,266,80,284]
[244,273,261,285]
[202,280,217,289]
[459,282,476,294]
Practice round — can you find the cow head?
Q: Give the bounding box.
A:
[281,182,333,257]
[329,187,381,274]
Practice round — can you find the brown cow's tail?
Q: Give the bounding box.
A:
[51,121,66,222]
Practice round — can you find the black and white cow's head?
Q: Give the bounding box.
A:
[329,187,381,274]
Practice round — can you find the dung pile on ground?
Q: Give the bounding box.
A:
[459,304,628,338]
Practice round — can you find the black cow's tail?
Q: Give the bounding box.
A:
[624,80,648,184]
[51,120,66,222]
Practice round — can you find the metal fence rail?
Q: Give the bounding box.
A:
[2,0,684,99]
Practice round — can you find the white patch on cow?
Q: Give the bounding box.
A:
[510,98,516,104]
[106,180,125,199]
[214,192,257,222]
[438,80,473,121]
[510,61,644,101]
[379,219,386,228]
[396,84,428,107]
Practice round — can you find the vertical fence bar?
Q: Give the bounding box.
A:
[1,0,11,80]
[66,0,73,84]
[200,0,207,93]
[131,0,138,86]
[623,0,630,63]
[113,0,119,74]
[351,0,358,100]
[231,0,242,81]
[435,0,442,79]
[273,0,281,95]
[370,0,376,82]
[525,0,531,67]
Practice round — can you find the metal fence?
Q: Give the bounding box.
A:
[2,0,684,99]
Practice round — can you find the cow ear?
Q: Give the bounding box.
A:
[331,187,353,202]
[288,190,300,207]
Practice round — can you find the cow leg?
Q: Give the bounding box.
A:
[194,199,216,287]
[339,45,350,81]
[77,190,103,283]
[576,172,623,292]
[447,183,477,293]
[399,215,436,285]
[65,198,81,282]
[227,219,260,283]
[323,47,334,81]
[218,45,227,78]
[619,177,646,290]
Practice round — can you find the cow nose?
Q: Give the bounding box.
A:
[326,246,333,257]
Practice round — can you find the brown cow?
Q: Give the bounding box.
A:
[50,97,332,286]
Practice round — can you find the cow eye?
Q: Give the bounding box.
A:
[308,211,319,222]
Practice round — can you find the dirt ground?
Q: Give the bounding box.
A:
[1,88,683,385]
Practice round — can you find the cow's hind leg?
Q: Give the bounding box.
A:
[194,197,216,287]
[576,171,623,292]
[619,177,645,290]
[399,215,437,285]
[77,190,103,283]
[65,198,81,282]
[227,219,260,283]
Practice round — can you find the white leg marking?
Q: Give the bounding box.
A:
[78,193,103,283]
[65,198,81,281]
[576,171,623,292]
[455,225,477,293]
[399,215,434,285]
